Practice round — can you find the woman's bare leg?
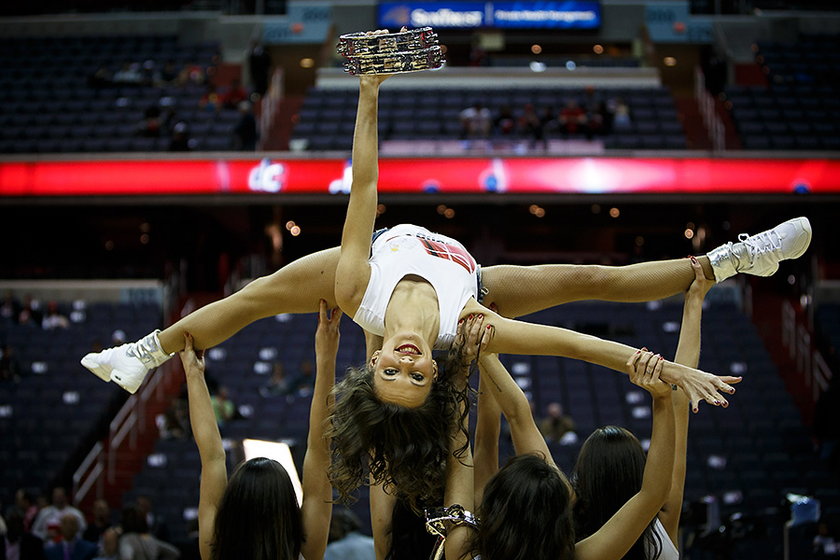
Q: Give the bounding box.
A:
[158,247,341,353]
[481,256,712,318]
[482,216,812,317]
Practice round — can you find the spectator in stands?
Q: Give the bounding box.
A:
[459,101,492,146]
[573,256,710,560]
[82,499,112,545]
[814,521,839,557]
[519,103,548,151]
[288,359,315,398]
[154,60,180,87]
[42,301,69,330]
[179,299,339,560]
[179,64,207,87]
[0,344,21,382]
[92,527,118,560]
[118,506,179,560]
[210,386,235,427]
[1,291,21,323]
[137,105,165,138]
[232,101,258,151]
[198,85,221,113]
[44,513,97,560]
[259,362,289,398]
[221,79,249,110]
[611,98,632,131]
[32,487,86,542]
[586,101,610,139]
[168,122,192,152]
[558,99,589,137]
[538,402,576,443]
[247,40,271,96]
[113,62,144,86]
[324,508,375,560]
[18,295,42,327]
[158,397,188,440]
[135,496,170,543]
[493,105,517,139]
[15,488,41,533]
[1,509,46,560]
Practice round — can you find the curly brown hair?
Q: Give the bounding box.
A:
[328,362,470,512]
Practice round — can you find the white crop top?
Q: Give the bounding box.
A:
[647,518,679,560]
[353,224,479,349]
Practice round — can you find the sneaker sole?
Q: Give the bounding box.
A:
[785,217,812,260]
[81,355,112,383]
[110,371,141,394]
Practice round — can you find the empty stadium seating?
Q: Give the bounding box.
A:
[0,35,234,154]
[727,35,840,151]
[0,300,161,503]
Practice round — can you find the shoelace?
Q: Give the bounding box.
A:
[738,229,782,261]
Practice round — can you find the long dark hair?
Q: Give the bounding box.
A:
[212,457,303,560]
[328,364,469,512]
[572,426,661,560]
[120,505,149,534]
[473,454,575,560]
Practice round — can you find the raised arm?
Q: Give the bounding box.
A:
[477,351,553,465]
[460,298,739,413]
[441,315,490,560]
[370,478,396,560]
[575,353,676,560]
[300,300,342,560]
[334,70,390,316]
[179,333,226,560]
[660,256,715,544]
[473,374,502,504]
[443,413,477,560]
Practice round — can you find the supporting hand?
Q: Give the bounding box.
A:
[626,349,671,399]
[178,333,205,379]
[315,299,343,359]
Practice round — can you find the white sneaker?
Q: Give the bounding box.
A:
[708,217,812,282]
[80,330,172,394]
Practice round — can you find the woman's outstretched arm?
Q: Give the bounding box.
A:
[335,70,390,316]
[660,256,715,545]
[477,351,554,466]
[461,300,739,413]
[180,334,226,560]
[575,353,676,560]
[301,300,342,560]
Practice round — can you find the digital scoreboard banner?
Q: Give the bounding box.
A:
[378,1,601,29]
[1,157,838,197]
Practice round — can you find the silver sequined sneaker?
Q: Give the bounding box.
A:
[708,217,812,282]
[80,330,172,394]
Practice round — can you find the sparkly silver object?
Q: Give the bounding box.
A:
[337,27,445,75]
[342,46,444,75]
[424,504,478,560]
[337,27,438,56]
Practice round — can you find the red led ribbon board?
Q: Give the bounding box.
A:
[1,157,839,196]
